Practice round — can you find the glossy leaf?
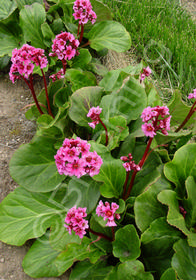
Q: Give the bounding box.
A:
[0,0,17,20]
[0,187,66,245]
[15,0,43,10]
[134,174,171,232]
[183,176,196,228]
[172,239,196,280]
[158,189,196,247]
[168,90,195,128]
[93,158,126,198]
[69,86,104,127]
[66,69,97,92]
[55,237,104,275]
[117,260,154,280]
[71,48,92,69]
[69,259,113,280]
[22,233,61,278]
[20,3,46,48]
[164,143,196,197]
[160,268,177,280]
[113,225,140,262]
[87,21,131,52]
[141,217,182,278]
[100,77,147,124]
[9,136,64,192]
[89,0,112,23]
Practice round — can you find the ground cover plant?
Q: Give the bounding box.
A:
[103,0,196,97]
[0,0,196,279]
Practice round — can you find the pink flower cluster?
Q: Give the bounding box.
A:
[54,137,103,178]
[96,200,120,227]
[64,206,89,238]
[140,66,152,81]
[73,0,97,25]
[49,32,79,61]
[87,106,102,129]
[188,88,196,100]
[141,106,171,137]
[120,153,140,172]
[9,44,48,83]
[49,69,64,82]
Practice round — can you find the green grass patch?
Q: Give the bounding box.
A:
[103,0,196,96]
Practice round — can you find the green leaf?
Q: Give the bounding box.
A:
[134,174,171,232]
[0,22,24,56]
[64,177,101,213]
[160,268,177,280]
[87,60,108,76]
[99,69,130,92]
[20,3,46,48]
[100,77,147,124]
[66,69,97,92]
[168,90,195,128]
[172,239,196,280]
[183,176,196,228]
[146,82,162,107]
[113,225,140,262]
[89,0,112,23]
[55,237,104,275]
[130,145,162,196]
[71,48,92,69]
[9,136,64,192]
[41,22,54,46]
[155,130,192,145]
[0,187,65,245]
[0,0,17,21]
[95,115,129,151]
[70,259,113,280]
[158,189,196,247]
[87,21,131,52]
[22,232,61,278]
[141,217,182,278]
[93,158,126,198]
[117,260,154,280]
[15,0,43,10]
[164,143,196,197]
[68,86,104,127]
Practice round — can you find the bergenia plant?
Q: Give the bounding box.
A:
[1,0,196,279]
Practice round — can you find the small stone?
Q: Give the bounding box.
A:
[0,257,5,263]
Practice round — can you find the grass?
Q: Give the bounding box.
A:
[102,0,196,97]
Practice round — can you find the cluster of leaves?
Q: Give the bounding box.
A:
[1,1,196,280]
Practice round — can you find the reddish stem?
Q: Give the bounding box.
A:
[88,228,113,242]
[23,75,44,115]
[62,60,67,75]
[175,101,196,132]
[80,41,90,48]
[79,24,84,43]
[77,23,81,36]
[99,117,108,146]
[123,137,153,200]
[41,69,54,118]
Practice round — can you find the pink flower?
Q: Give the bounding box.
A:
[9,44,48,83]
[49,32,79,62]
[188,88,196,100]
[73,0,97,25]
[64,206,89,238]
[55,137,102,178]
[141,106,171,137]
[140,66,152,81]
[49,69,64,82]
[96,201,120,227]
[121,153,140,172]
[87,106,102,129]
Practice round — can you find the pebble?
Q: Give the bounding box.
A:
[0,257,5,263]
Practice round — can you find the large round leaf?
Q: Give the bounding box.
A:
[20,3,46,48]
[164,143,196,197]
[9,137,64,192]
[87,21,131,52]
[69,86,104,127]
[0,187,66,245]
[172,239,196,280]
[0,0,17,21]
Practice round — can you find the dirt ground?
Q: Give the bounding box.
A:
[0,1,195,279]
